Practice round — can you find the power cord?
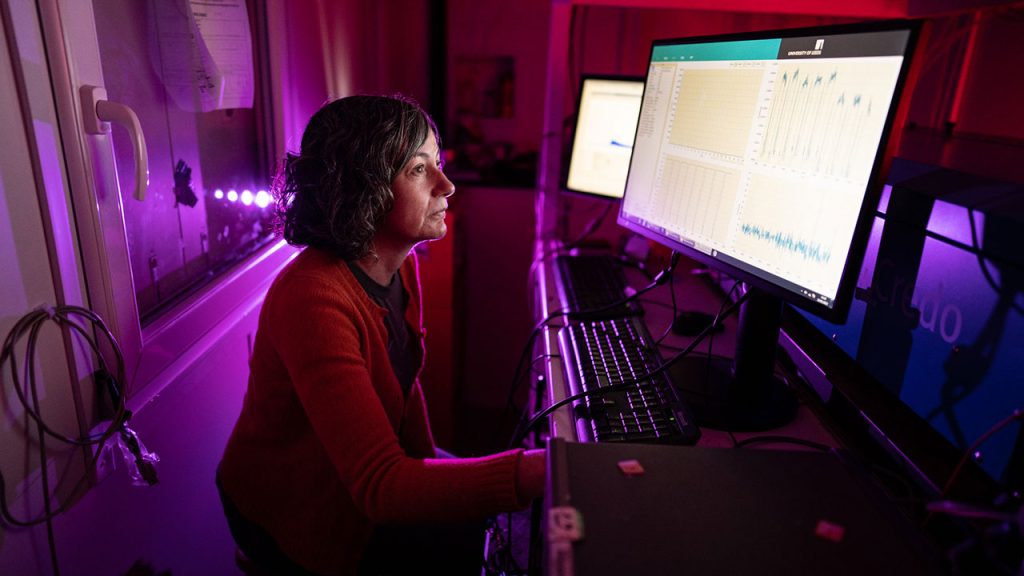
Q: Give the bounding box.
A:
[940,408,1024,500]
[504,254,683,449]
[653,261,678,346]
[491,313,568,450]
[482,514,527,575]
[0,304,157,576]
[565,251,680,322]
[704,281,741,447]
[560,200,615,253]
[732,435,833,452]
[921,408,1024,573]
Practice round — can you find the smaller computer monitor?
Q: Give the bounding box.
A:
[564,75,644,200]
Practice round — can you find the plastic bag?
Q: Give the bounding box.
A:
[98,424,160,486]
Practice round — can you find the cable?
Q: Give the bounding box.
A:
[483,514,526,575]
[566,251,680,322]
[968,208,1024,316]
[0,305,136,576]
[529,353,560,377]
[926,500,1022,524]
[703,281,742,432]
[491,351,561,451]
[506,254,683,448]
[527,212,605,294]
[560,200,615,253]
[526,243,648,321]
[733,435,833,452]
[511,289,750,446]
[491,309,570,450]
[506,254,680,447]
[653,259,678,346]
[940,408,1024,499]
[2,308,125,445]
[919,407,1024,537]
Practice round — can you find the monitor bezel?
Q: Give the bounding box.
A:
[618,19,923,325]
[563,73,645,201]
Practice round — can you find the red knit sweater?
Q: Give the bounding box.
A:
[218,247,525,575]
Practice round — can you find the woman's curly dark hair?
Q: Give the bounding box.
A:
[274,94,439,259]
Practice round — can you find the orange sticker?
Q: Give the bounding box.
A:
[815,519,846,543]
[617,459,644,476]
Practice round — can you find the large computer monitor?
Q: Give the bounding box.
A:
[564,75,645,200]
[619,20,921,430]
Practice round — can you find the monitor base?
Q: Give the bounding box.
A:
[670,355,797,432]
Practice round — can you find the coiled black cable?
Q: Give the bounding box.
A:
[0,304,131,575]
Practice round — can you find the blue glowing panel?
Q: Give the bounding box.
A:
[799,167,1024,483]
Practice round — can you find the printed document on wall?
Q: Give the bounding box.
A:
[154,0,254,112]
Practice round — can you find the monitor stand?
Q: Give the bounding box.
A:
[670,288,797,432]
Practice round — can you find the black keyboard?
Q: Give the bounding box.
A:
[557,316,700,445]
[554,254,642,319]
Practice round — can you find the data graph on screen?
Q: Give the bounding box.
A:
[620,24,915,313]
[738,223,832,264]
[617,20,919,437]
[670,68,764,158]
[566,76,644,199]
[655,156,739,245]
[730,173,854,289]
[757,60,903,179]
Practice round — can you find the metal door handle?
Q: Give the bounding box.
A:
[80,85,149,201]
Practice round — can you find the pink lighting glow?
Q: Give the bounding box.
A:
[255,190,271,209]
[227,189,239,202]
[214,188,224,200]
[241,190,254,206]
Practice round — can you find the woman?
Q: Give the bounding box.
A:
[217,95,545,575]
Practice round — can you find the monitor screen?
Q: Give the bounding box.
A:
[620,21,919,324]
[620,20,921,431]
[565,75,644,200]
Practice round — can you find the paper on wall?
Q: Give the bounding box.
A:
[153,0,254,112]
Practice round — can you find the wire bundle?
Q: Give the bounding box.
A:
[0,304,131,575]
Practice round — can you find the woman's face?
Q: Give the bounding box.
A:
[377,130,454,249]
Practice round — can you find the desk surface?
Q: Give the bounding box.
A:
[519,244,955,575]
[543,438,946,576]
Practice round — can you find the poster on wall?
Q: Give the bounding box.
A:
[454,56,515,119]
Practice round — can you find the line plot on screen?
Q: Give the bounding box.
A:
[738,223,832,264]
[756,59,903,179]
[670,67,764,159]
[729,173,858,294]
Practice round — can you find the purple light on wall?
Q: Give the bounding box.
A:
[241,190,254,206]
[227,189,238,202]
[214,188,224,200]
[255,190,271,209]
